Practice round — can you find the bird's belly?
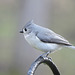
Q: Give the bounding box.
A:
[24,34,61,52]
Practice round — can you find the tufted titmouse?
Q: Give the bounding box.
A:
[20,20,75,56]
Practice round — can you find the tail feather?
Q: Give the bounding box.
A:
[68,46,75,49]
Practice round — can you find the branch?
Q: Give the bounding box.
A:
[27,55,60,75]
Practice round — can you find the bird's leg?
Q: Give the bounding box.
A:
[37,51,52,61]
[46,51,50,57]
[40,51,51,57]
[40,51,52,60]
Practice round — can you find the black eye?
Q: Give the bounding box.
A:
[25,28,27,31]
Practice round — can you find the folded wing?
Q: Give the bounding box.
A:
[37,32,72,46]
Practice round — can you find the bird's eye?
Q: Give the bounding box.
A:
[25,28,27,31]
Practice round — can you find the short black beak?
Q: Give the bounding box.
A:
[20,30,23,33]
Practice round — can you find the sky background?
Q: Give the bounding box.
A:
[0,0,75,75]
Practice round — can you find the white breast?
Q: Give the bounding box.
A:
[24,32,61,53]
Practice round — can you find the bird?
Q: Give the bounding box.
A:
[20,20,75,56]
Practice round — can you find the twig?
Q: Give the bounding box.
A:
[27,55,60,75]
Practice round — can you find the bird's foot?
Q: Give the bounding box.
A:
[37,51,52,61]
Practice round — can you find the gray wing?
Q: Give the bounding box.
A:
[36,32,72,46]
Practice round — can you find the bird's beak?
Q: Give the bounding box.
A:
[20,30,23,33]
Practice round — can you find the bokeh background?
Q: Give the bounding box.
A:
[0,0,75,75]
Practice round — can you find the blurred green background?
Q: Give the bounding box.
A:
[0,0,75,75]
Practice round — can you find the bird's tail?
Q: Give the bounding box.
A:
[68,46,75,49]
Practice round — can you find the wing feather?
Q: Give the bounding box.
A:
[36,32,72,46]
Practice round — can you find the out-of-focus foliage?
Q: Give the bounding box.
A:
[0,0,75,75]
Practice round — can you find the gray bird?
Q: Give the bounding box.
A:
[20,20,75,56]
